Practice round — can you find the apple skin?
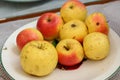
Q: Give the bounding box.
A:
[60,19,88,43]
[16,28,43,51]
[56,39,84,66]
[85,12,109,35]
[60,0,87,23]
[20,41,58,76]
[83,32,110,60]
[37,12,63,40]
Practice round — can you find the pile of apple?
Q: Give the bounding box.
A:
[16,0,110,77]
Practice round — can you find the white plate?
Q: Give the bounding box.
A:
[1,20,120,80]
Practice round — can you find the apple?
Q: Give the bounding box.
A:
[60,0,87,23]
[20,40,58,76]
[83,32,110,60]
[59,19,88,43]
[16,28,43,51]
[37,12,63,40]
[56,39,84,66]
[85,12,109,35]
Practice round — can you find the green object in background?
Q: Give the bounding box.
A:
[52,39,59,47]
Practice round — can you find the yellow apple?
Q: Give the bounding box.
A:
[20,41,58,76]
[85,12,109,35]
[60,19,88,43]
[16,28,43,51]
[60,0,87,23]
[83,32,110,60]
[56,39,84,66]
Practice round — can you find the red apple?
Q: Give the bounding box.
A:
[16,28,43,51]
[37,12,63,40]
[60,0,87,23]
[85,12,109,35]
[56,39,84,66]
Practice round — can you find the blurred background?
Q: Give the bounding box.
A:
[0,0,99,19]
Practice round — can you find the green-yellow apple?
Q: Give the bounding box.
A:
[37,12,63,40]
[83,32,110,60]
[60,0,87,23]
[85,12,109,35]
[16,28,43,51]
[20,40,58,76]
[60,19,88,43]
[56,39,84,66]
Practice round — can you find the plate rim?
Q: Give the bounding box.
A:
[0,20,120,80]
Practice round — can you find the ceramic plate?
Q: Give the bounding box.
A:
[1,20,120,80]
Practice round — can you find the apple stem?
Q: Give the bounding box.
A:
[63,45,70,51]
[96,22,100,26]
[71,24,76,27]
[30,44,46,50]
[69,5,74,9]
[47,18,51,22]
[38,44,45,50]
